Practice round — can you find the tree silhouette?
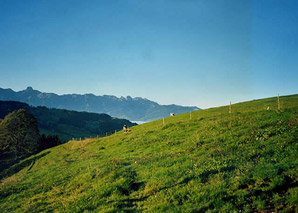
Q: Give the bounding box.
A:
[0,109,40,158]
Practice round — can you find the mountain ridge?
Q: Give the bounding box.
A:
[0,87,200,121]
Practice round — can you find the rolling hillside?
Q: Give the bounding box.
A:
[0,101,135,142]
[0,94,297,212]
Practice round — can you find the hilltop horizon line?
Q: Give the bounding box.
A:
[4,86,199,108]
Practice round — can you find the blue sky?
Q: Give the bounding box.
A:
[0,0,297,108]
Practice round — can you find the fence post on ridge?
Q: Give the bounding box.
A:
[229,101,232,114]
[277,94,280,110]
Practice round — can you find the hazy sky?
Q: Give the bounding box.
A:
[0,0,297,108]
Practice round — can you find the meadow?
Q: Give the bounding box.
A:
[0,94,297,212]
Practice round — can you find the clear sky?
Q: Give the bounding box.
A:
[0,0,297,109]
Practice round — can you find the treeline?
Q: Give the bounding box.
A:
[0,101,136,142]
[32,106,135,141]
[0,109,61,172]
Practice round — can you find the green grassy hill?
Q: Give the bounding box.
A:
[0,94,297,212]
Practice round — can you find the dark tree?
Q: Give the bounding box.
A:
[0,109,40,158]
[0,124,10,155]
[39,134,62,151]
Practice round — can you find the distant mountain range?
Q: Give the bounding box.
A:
[0,100,135,142]
[0,87,200,121]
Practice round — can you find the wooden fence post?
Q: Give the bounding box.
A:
[229,101,232,114]
[277,94,280,110]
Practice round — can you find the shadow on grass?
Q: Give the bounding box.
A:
[199,166,236,183]
[0,151,51,180]
[104,165,237,211]
[108,175,202,211]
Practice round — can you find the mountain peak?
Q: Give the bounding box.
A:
[26,86,34,91]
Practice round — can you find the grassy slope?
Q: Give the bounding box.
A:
[0,95,297,212]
